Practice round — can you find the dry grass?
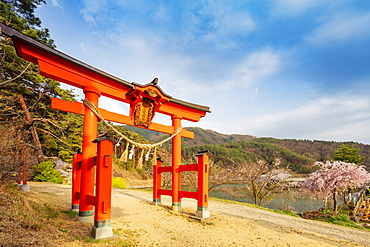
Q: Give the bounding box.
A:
[0,183,133,246]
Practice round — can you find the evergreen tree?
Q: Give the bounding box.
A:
[333,144,366,165]
[1,1,83,166]
[32,159,64,184]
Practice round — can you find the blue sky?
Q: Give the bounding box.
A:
[35,0,370,144]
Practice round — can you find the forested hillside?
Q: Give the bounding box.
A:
[125,126,255,147]
[182,141,316,174]
[126,126,370,172]
[254,138,370,169]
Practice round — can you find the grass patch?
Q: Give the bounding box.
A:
[112,177,127,189]
[324,214,363,229]
[272,209,300,217]
[61,209,78,218]
[43,204,60,219]
[113,228,140,246]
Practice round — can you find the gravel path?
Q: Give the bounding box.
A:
[30,183,370,246]
[115,189,370,246]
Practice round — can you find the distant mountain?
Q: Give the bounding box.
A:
[254,137,370,169]
[125,126,255,147]
[183,127,255,146]
[124,126,370,170]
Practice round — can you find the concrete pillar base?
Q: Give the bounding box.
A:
[196,210,210,219]
[91,226,113,239]
[20,185,30,192]
[78,215,94,223]
[72,205,79,212]
[172,202,182,212]
[153,199,162,205]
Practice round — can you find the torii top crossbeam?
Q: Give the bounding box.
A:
[0,23,210,136]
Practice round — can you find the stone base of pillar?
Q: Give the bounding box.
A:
[196,207,210,219]
[91,225,113,239]
[78,215,94,223]
[20,185,30,192]
[153,199,162,205]
[72,204,79,212]
[78,210,94,223]
[172,202,182,212]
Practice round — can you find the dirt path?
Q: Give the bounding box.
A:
[30,182,370,246]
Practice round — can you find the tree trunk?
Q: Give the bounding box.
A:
[333,188,338,213]
[18,94,44,163]
[343,190,349,205]
[252,181,258,205]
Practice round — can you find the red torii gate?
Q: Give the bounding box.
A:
[1,23,211,238]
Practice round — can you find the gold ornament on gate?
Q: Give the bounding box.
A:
[133,97,155,128]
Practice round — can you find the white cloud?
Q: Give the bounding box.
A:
[187,2,256,44]
[80,0,108,24]
[50,0,59,7]
[272,0,325,16]
[215,10,256,35]
[154,2,169,21]
[230,95,370,143]
[219,49,282,90]
[307,13,370,44]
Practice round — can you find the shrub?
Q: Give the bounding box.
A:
[324,214,364,229]
[32,160,64,184]
[112,177,127,189]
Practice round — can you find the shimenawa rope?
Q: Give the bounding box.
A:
[83,99,182,165]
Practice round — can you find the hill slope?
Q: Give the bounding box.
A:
[125,126,255,147]
[125,126,370,170]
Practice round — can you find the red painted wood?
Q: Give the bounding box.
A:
[72,152,82,210]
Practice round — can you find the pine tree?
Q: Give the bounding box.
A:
[1,1,83,169]
[333,144,366,165]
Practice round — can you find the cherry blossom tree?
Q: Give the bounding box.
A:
[302,161,370,212]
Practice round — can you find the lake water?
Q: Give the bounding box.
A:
[209,185,327,213]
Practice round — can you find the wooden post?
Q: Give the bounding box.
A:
[171,115,182,211]
[19,153,30,192]
[79,86,101,222]
[153,158,163,205]
[196,151,210,218]
[17,171,22,186]
[91,136,115,239]
[23,156,28,186]
[72,152,82,211]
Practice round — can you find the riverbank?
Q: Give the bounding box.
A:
[12,182,366,246]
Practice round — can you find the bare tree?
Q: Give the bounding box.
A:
[233,159,291,206]
[182,158,237,192]
[0,124,36,184]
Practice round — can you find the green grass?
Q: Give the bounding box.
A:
[272,209,300,217]
[61,209,78,218]
[324,214,363,229]
[43,204,60,219]
[112,177,127,189]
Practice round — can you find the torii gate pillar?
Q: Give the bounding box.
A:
[78,86,101,222]
[171,115,182,211]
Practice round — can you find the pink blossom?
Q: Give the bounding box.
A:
[303,161,370,203]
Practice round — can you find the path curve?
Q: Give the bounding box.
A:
[30,183,370,246]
